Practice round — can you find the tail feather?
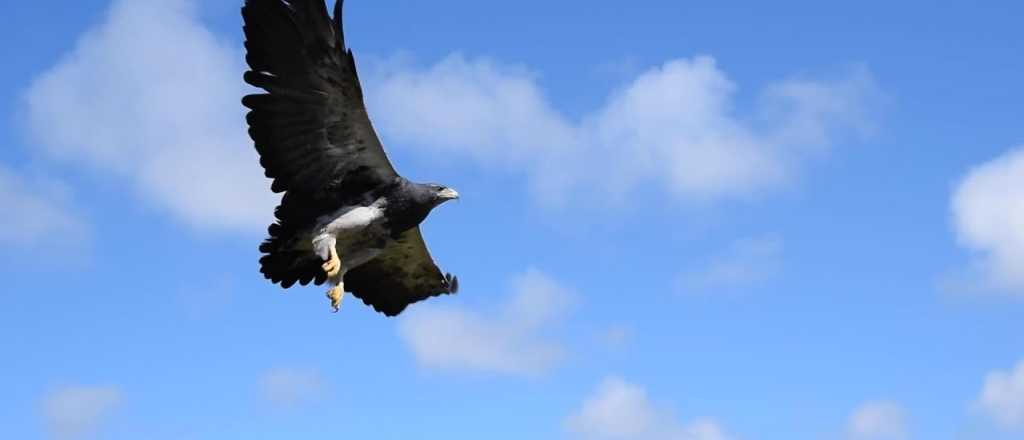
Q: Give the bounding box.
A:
[259,223,326,288]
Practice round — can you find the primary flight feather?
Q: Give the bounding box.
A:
[242,0,459,316]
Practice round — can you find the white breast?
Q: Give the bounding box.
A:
[310,198,387,261]
[322,204,383,235]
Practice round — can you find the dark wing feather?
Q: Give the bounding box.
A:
[242,0,397,226]
[344,228,458,316]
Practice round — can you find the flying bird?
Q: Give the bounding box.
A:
[242,0,460,315]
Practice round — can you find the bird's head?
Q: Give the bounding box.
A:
[428,183,460,206]
[405,181,460,212]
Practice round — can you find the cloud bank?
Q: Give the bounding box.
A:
[25,0,878,235]
[565,377,732,440]
[368,55,877,205]
[25,0,276,233]
[398,269,574,376]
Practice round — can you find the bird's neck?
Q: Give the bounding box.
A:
[382,181,434,236]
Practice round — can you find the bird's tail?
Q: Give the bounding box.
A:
[259,223,327,288]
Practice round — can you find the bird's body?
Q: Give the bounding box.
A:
[274,178,452,285]
[242,0,459,315]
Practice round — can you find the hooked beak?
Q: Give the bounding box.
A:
[438,188,460,200]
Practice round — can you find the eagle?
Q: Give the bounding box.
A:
[242,0,460,315]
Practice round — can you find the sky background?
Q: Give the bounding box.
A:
[1,1,1023,439]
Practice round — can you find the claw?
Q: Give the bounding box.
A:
[321,258,340,277]
[322,247,341,278]
[326,285,344,313]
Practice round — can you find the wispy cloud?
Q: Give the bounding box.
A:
[42,385,123,439]
[368,55,878,206]
[677,235,783,294]
[846,401,909,440]
[24,0,275,233]
[177,276,236,320]
[565,376,733,440]
[398,268,575,376]
[598,324,634,351]
[974,359,1024,430]
[258,367,326,409]
[951,146,1024,295]
[0,166,89,251]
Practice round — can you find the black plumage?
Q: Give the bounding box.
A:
[242,0,458,316]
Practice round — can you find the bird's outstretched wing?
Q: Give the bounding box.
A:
[344,228,459,316]
[242,0,397,219]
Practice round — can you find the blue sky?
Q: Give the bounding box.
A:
[2,1,1023,439]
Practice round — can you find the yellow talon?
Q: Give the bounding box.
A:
[322,246,341,278]
[327,285,344,313]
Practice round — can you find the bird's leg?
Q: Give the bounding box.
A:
[323,246,345,313]
[321,245,341,278]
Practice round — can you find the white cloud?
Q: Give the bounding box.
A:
[42,385,123,439]
[368,55,876,205]
[0,166,89,250]
[177,276,236,320]
[565,377,732,440]
[599,324,634,350]
[951,147,1024,293]
[259,367,326,409]
[678,235,783,294]
[975,359,1024,430]
[398,268,574,376]
[369,54,576,163]
[24,0,275,233]
[846,401,909,440]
